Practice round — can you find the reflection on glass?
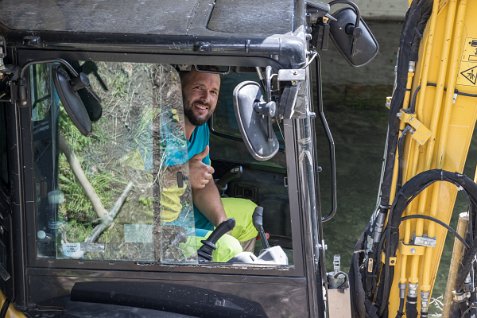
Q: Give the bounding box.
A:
[31,62,197,264]
[30,61,295,268]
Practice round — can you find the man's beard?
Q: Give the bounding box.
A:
[184,106,210,126]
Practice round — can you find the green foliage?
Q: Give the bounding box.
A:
[138,196,153,209]
[52,63,180,259]
[109,68,131,99]
[58,108,92,151]
[57,110,126,241]
[60,219,93,242]
[58,155,120,221]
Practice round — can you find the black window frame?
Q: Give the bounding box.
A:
[16,49,307,277]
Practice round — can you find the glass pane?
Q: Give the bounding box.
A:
[32,62,196,264]
[31,61,295,268]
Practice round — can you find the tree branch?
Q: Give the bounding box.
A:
[58,133,109,220]
[85,181,134,243]
[59,133,134,243]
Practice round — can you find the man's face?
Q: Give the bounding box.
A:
[182,70,221,126]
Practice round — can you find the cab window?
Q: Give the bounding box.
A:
[29,61,293,267]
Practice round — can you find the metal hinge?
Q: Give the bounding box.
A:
[277,69,306,82]
[398,110,432,146]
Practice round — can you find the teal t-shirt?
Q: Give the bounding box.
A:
[187,123,214,231]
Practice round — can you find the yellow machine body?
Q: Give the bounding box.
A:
[387,0,477,314]
[0,290,26,318]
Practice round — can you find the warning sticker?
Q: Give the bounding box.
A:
[458,38,477,87]
[62,242,84,259]
[461,66,477,85]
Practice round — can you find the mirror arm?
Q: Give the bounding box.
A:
[18,58,100,106]
[70,73,101,102]
[328,0,361,27]
[253,101,277,141]
[18,58,80,106]
[264,66,275,141]
[19,58,78,80]
[265,66,272,102]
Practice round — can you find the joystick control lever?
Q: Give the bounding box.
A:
[198,218,236,262]
[252,206,270,249]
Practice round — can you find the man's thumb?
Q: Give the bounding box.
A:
[193,146,209,160]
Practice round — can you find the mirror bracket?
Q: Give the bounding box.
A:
[276,69,305,120]
[277,69,306,82]
[254,101,276,117]
[233,81,279,161]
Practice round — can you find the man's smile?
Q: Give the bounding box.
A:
[193,102,210,114]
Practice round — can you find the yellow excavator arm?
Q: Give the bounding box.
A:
[351,0,477,317]
[390,0,477,316]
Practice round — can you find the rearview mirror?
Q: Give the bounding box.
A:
[329,7,379,67]
[233,81,279,161]
[52,65,93,136]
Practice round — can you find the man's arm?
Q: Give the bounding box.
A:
[192,181,227,227]
[188,146,227,226]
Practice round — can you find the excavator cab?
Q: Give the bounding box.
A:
[0,0,381,317]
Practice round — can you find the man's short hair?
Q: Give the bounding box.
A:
[178,67,222,85]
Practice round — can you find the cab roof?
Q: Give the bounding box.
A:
[0,0,309,68]
[0,0,298,38]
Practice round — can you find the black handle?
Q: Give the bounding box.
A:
[252,206,269,249]
[207,218,235,244]
[252,206,264,228]
[198,218,236,262]
[216,166,243,192]
[315,56,337,223]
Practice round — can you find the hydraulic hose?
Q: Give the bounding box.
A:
[378,170,477,312]
[405,296,418,318]
[395,297,405,318]
[363,0,433,314]
[371,0,433,266]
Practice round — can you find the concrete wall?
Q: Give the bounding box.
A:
[354,0,408,20]
[320,20,403,108]
[319,0,408,108]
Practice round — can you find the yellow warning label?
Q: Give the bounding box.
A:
[458,38,477,87]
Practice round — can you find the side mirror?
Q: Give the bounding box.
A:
[233,81,279,161]
[52,65,93,136]
[77,61,105,122]
[329,7,379,67]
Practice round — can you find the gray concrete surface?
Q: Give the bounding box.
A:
[354,0,407,20]
[320,20,402,108]
[321,0,407,101]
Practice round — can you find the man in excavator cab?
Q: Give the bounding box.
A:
[0,0,376,316]
[161,67,258,262]
[2,0,477,317]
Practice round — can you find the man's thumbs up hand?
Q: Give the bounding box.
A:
[189,146,215,189]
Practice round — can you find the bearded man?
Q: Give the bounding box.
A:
[180,70,258,261]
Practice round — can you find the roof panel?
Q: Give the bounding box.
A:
[0,0,199,35]
[0,0,297,37]
[207,0,294,35]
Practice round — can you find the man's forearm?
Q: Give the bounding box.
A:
[192,181,227,227]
